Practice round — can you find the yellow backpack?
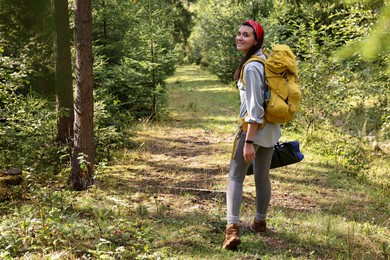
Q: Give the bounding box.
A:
[240,44,301,128]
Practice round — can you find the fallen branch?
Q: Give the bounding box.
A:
[0,168,22,176]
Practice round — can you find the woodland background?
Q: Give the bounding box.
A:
[0,0,389,259]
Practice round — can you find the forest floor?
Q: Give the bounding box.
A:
[96,65,389,259]
[1,65,388,259]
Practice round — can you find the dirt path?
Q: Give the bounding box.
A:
[97,66,233,216]
[128,128,318,216]
[114,65,316,215]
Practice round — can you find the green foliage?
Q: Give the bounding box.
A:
[1,0,194,176]
[189,0,274,83]
[94,56,169,120]
[0,50,134,172]
[92,0,134,64]
[92,0,183,120]
[0,0,55,96]
[335,4,390,72]
[323,130,372,177]
[3,0,192,172]
[0,53,58,170]
[0,185,155,259]
[94,98,138,163]
[189,0,340,82]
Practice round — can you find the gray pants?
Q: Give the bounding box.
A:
[226,131,273,224]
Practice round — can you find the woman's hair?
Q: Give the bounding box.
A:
[233,21,264,81]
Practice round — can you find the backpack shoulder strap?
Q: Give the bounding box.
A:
[240,55,265,87]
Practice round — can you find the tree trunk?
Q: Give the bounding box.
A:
[102,0,107,39]
[70,0,94,190]
[54,0,74,144]
[148,0,157,116]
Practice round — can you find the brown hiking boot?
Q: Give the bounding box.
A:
[250,219,266,234]
[222,224,241,249]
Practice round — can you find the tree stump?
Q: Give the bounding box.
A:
[0,168,23,202]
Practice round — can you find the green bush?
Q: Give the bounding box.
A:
[0,50,135,173]
[0,53,58,170]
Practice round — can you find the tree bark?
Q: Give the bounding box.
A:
[54,0,74,144]
[148,0,157,116]
[70,0,94,190]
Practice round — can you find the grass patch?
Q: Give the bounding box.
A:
[0,65,388,259]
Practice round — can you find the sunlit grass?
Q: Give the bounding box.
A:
[167,65,239,134]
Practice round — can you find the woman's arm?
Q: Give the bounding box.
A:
[242,62,265,162]
[243,122,258,162]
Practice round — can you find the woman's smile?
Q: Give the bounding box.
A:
[236,25,257,54]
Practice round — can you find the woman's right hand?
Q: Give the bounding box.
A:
[243,143,256,163]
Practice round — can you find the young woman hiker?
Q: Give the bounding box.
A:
[222,20,281,250]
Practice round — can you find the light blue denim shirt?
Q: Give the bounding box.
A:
[237,50,281,148]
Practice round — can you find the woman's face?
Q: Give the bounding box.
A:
[236,25,257,54]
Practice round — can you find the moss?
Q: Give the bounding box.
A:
[0,185,11,202]
[0,175,23,186]
[0,174,23,201]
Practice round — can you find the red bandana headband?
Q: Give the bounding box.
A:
[246,20,263,40]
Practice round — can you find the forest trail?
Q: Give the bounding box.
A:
[114,65,317,214]
[107,65,239,213]
[111,65,315,215]
[100,65,388,258]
